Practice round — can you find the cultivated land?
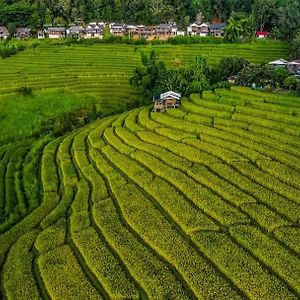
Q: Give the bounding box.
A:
[0,40,289,144]
[0,86,299,299]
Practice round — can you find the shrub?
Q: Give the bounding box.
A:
[18,87,32,95]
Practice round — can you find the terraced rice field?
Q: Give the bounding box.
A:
[0,86,299,299]
[0,41,289,143]
[0,41,288,98]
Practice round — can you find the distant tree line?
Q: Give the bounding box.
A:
[0,0,300,39]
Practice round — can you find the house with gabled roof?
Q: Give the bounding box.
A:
[47,27,66,39]
[268,59,288,68]
[187,23,199,36]
[153,91,181,112]
[110,23,126,36]
[256,31,270,39]
[67,26,85,38]
[155,24,178,40]
[208,23,226,37]
[287,59,300,73]
[198,23,209,36]
[0,26,9,40]
[85,22,104,39]
[187,23,210,37]
[16,28,31,39]
[37,29,46,39]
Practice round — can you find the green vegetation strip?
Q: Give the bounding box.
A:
[0,87,299,299]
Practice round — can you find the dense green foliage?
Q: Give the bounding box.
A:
[0,86,299,299]
[130,50,298,99]
[0,0,300,38]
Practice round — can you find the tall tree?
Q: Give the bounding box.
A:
[252,0,276,31]
[275,0,300,38]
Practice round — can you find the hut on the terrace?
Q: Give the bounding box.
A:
[153,91,181,112]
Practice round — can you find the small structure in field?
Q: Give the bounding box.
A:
[227,76,237,84]
[287,59,300,71]
[0,26,9,40]
[16,28,31,39]
[268,59,288,68]
[208,23,226,37]
[153,91,181,112]
[256,31,270,39]
[47,27,66,39]
[37,29,45,39]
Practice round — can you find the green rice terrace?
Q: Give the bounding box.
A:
[0,86,300,299]
[0,40,289,144]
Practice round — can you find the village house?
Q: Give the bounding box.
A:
[187,23,210,36]
[287,59,300,74]
[256,31,270,39]
[140,26,156,39]
[227,76,237,84]
[47,27,66,39]
[16,28,31,39]
[198,23,210,36]
[176,30,186,36]
[155,24,178,40]
[110,23,126,36]
[208,23,226,37]
[171,24,178,36]
[126,25,138,38]
[67,26,85,38]
[153,91,181,112]
[268,59,288,68]
[155,24,171,39]
[37,29,45,39]
[0,26,9,40]
[127,25,156,39]
[85,23,104,39]
[187,23,199,36]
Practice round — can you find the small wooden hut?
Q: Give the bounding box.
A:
[153,91,181,112]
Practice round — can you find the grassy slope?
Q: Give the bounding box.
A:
[0,40,288,144]
[0,86,299,299]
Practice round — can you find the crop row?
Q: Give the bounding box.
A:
[94,127,298,298]
[90,148,193,299]
[111,123,294,238]
[150,108,300,200]
[91,147,242,299]
[135,111,300,224]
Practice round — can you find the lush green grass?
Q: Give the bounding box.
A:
[0,89,94,144]
[0,86,299,299]
[0,40,289,144]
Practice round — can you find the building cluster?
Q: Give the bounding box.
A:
[0,22,228,41]
[187,22,226,37]
[0,22,274,41]
[269,59,300,76]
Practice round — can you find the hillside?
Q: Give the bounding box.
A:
[0,40,289,144]
[0,86,299,299]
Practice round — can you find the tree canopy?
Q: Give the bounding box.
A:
[0,0,299,38]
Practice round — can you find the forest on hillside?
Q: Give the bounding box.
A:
[0,0,300,38]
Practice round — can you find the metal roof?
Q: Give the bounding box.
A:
[269,59,288,65]
[160,91,181,100]
[47,27,66,31]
